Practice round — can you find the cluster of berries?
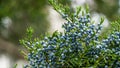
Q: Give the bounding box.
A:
[24,11,120,68]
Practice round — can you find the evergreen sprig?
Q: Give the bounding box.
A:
[20,0,120,68]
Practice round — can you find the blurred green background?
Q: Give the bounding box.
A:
[0,0,120,68]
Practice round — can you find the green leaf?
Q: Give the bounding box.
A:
[13,64,17,68]
[100,17,104,24]
[76,6,81,16]
[85,4,89,14]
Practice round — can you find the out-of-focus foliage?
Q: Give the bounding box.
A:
[0,0,119,43]
[0,0,71,43]
[94,0,119,21]
[0,0,49,43]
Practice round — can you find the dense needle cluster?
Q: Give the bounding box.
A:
[22,4,120,68]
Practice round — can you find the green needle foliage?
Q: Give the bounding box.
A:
[20,0,120,68]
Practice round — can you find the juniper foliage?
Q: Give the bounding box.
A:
[20,0,120,68]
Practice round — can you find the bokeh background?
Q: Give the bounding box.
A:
[0,0,120,68]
